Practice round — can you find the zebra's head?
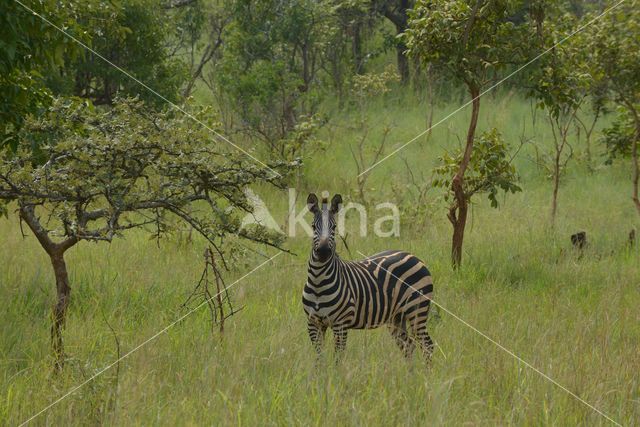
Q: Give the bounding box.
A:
[307,193,342,262]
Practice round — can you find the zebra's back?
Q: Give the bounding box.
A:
[347,250,433,329]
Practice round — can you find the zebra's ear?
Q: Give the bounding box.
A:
[307,193,319,214]
[330,194,343,214]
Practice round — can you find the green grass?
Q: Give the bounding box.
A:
[1,93,639,426]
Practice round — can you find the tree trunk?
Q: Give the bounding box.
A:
[183,41,217,98]
[551,149,561,223]
[450,85,480,269]
[352,22,364,74]
[50,251,71,372]
[632,127,640,216]
[383,1,411,84]
[396,43,410,84]
[622,101,640,216]
[449,198,469,269]
[301,42,310,92]
[585,132,593,172]
[424,64,434,143]
[576,109,599,173]
[19,204,77,371]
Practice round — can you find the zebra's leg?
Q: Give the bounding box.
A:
[389,319,415,358]
[307,319,326,356]
[409,308,434,361]
[332,326,348,361]
[416,325,434,361]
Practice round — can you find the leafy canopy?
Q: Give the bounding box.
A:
[0,97,294,256]
[528,8,591,119]
[602,108,637,162]
[585,3,640,166]
[404,0,527,89]
[586,2,640,109]
[217,0,339,152]
[432,128,521,208]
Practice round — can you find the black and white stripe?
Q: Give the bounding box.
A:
[302,193,434,358]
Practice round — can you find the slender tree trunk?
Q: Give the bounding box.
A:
[50,251,71,372]
[396,43,410,84]
[622,101,640,216]
[450,85,480,269]
[382,1,410,84]
[425,64,434,143]
[576,109,599,173]
[551,149,561,223]
[632,126,640,216]
[352,22,364,74]
[449,199,469,269]
[585,133,592,172]
[301,43,310,92]
[183,42,216,98]
[549,116,567,225]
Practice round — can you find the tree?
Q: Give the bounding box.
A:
[573,82,606,172]
[587,2,640,216]
[404,0,527,268]
[0,97,293,370]
[1,0,190,152]
[175,1,228,98]
[332,0,374,75]
[528,12,589,223]
[349,66,399,203]
[215,0,334,155]
[602,110,640,216]
[373,0,414,84]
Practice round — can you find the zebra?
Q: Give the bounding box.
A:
[302,193,434,359]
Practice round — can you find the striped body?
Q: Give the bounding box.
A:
[303,249,434,358]
[303,250,433,330]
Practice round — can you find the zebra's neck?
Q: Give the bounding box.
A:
[307,251,343,287]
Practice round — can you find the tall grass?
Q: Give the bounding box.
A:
[1,92,638,426]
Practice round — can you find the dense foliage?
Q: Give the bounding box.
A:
[50,0,189,106]
[0,0,81,150]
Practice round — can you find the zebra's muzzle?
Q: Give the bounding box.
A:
[316,240,332,261]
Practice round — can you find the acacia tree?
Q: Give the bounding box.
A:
[404,0,526,268]
[587,3,640,216]
[0,97,291,371]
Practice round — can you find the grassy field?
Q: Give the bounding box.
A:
[1,93,639,426]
